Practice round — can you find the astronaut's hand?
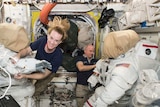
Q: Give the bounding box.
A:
[14,73,26,79]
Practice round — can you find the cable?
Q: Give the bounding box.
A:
[0,66,11,99]
[0,0,4,10]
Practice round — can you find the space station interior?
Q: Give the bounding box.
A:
[1,0,160,107]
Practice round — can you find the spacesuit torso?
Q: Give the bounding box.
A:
[93,48,139,107]
[85,39,160,107]
[96,48,139,86]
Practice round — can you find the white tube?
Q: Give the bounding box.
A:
[0,66,11,99]
[81,0,85,3]
[63,0,67,3]
[99,0,103,3]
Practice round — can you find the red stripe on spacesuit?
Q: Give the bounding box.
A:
[116,63,130,68]
[87,100,93,107]
[142,44,158,48]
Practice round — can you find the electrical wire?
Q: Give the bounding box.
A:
[0,0,4,10]
[0,45,12,99]
[0,66,12,99]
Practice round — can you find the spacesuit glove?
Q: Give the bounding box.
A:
[36,60,52,71]
[87,74,98,88]
[94,98,108,107]
[88,83,94,91]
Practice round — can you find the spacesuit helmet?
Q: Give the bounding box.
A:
[102,30,140,59]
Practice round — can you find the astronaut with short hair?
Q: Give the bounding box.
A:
[84,30,160,107]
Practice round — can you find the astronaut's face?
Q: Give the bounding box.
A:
[47,30,62,50]
[84,45,95,59]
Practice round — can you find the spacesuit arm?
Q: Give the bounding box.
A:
[95,65,138,107]
[14,68,52,80]
[87,59,103,88]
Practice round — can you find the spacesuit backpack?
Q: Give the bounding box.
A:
[132,39,160,106]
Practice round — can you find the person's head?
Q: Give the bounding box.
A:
[83,44,95,59]
[47,26,67,50]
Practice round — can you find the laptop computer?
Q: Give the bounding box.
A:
[0,95,20,107]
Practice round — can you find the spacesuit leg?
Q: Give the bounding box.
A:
[83,93,97,107]
[83,86,105,107]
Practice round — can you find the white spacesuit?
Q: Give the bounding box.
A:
[0,44,52,107]
[84,30,160,107]
[0,23,53,107]
[131,40,160,106]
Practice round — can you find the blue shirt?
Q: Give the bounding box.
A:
[76,55,98,85]
[30,36,63,73]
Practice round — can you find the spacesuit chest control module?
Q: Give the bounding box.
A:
[84,30,160,107]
